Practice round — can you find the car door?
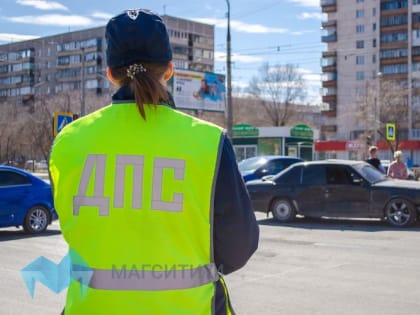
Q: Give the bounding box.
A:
[324,165,370,218]
[0,170,32,226]
[295,165,327,216]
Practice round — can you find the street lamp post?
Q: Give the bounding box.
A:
[375,72,382,142]
[80,46,86,116]
[225,0,233,138]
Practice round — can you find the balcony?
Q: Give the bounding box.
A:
[321,109,337,117]
[322,71,337,88]
[322,33,337,43]
[321,20,336,29]
[321,125,337,132]
[380,1,408,14]
[322,64,336,73]
[322,94,337,103]
[322,51,336,58]
[321,0,336,13]
[322,79,337,88]
[321,56,337,72]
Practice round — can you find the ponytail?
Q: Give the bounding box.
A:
[108,61,171,119]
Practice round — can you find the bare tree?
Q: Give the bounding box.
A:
[0,101,23,164]
[248,62,306,126]
[0,88,108,166]
[357,79,408,155]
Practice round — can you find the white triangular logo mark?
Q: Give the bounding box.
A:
[127,10,140,20]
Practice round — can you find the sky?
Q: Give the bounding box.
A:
[0,0,325,104]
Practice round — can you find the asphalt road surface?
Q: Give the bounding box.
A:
[1,213,420,315]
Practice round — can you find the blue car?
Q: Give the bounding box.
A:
[0,166,57,234]
[238,155,303,182]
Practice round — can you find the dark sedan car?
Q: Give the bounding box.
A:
[246,160,420,227]
[0,166,57,233]
[238,155,303,182]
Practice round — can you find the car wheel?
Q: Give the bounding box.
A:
[385,198,416,227]
[23,206,50,234]
[270,198,296,222]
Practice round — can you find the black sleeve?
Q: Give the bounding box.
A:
[213,134,259,275]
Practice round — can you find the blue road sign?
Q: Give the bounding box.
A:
[386,123,396,141]
[53,112,73,136]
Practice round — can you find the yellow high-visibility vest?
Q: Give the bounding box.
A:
[49,103,228,315]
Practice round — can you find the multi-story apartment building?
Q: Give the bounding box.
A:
[0,15,214,105]
[318,0,420,164]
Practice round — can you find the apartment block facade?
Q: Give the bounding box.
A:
[319,0,420,164]
[0,15,214,105]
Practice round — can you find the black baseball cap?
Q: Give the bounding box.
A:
[105,9,173,68]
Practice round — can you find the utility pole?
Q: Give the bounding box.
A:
[226,0,233,138]
[80,46,86,116]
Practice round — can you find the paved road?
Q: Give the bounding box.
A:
[1,214,420,315]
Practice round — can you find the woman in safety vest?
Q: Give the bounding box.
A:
[50,8,259,315]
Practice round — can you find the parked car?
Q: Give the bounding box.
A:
[238,155,303,182]
[246,160,420,227]
[0,166,57,233]
[36,160,48,171]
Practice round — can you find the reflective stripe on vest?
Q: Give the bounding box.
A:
[82,263,219,291]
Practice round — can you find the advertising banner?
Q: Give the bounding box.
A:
[171,70,225,112]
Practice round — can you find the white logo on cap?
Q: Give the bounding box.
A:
[127,9,141,20]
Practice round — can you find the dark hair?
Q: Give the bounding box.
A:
[109,61,170,119]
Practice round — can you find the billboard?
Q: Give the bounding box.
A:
[171,70,225,112]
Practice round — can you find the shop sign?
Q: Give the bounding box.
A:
[290,124,313,139]
[232,124,259,138]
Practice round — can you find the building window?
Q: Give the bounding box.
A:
[356,40,364,49]
[413,47,420,56]
[372,7,376,16]
[381,1,408,11]
[356,10,364,18]
[356,25,365,33]
[356,56,365,65]
[413,29,420,40]
[356,71,365,80]
[357,0,364,3]
[380,63,408,75]
[372,54,376,64]
[373,23,376,31]
[373,39,377,47]
[381,31,408,43]
[381,15,408,27]
[380,48,408,59]
[415,0,420,4]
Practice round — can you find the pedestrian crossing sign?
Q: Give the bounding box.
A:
[53,112,74,136]
[386,123,396,141]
